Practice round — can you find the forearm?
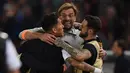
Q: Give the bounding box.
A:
[66,48,91,61]
[19,30,43,40]
[19,27,44,40]
[55,38,91,61]
[66,57,95,72]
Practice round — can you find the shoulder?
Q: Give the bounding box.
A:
[31,27,43,31]
[21,39,43,46]
[29,27,44,32]
[0,32,8,46]
[20,39,45,53]
[0,32,8,40]
[20,39,44,49]
[83,43,97,54]
[83,43,95,49]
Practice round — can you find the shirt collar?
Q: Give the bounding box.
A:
[64,27,78,35]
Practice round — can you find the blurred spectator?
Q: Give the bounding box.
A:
[64,0,72,2]
[99,5,117,49]
[112,0,127,40]
[100,6,116,41]
[17,0,37,28]
[112,38,130,73]
[0,2,23,49]
[52,0,64,11]
[0,2,18,39]
[128,34,130,50]
[42,0,52,15]
[128,14,130,50]
[83,0,99,16]
[83,0,91,15]
[0,31,21,73]
[44,7,52,15]
[27,0,42,21]
[112,0,124,19]
[0,0,6,17]
[73,1,83,21]
[0,0,38,49]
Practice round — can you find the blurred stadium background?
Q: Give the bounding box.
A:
[0,0,130,73]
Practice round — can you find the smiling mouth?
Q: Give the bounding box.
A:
[64,21,71,24]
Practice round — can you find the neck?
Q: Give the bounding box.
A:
[84,35,96,41]
[48,31,56,37]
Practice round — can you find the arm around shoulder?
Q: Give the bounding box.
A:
[18,27,44,40]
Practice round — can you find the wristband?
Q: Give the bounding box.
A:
[94,68,102,73]
[21,30,29,40]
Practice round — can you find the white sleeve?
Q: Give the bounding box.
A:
[5,39,22,71]
[94,68,102,73]
[62,49,71,60]
[18,27,44,39]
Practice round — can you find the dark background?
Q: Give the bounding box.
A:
[0,0,130,73]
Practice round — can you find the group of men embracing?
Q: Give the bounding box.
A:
[18,2,106,73]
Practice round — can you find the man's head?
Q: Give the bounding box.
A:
[58,3,78,30]
[112,39,127,56]
[4,4,17,17]
[80,15,101,38]
[41,12,64,37]
[105,6,116,19]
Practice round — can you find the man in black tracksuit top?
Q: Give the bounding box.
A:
[20,13,64,73]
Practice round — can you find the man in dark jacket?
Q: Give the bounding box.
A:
[112,38,130,73]
[20,12,65,73]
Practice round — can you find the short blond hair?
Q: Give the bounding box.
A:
[58,3,78,16]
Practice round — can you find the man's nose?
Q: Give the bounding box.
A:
[65,16,70,21]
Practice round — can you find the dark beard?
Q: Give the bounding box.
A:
[79,32,88,38]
